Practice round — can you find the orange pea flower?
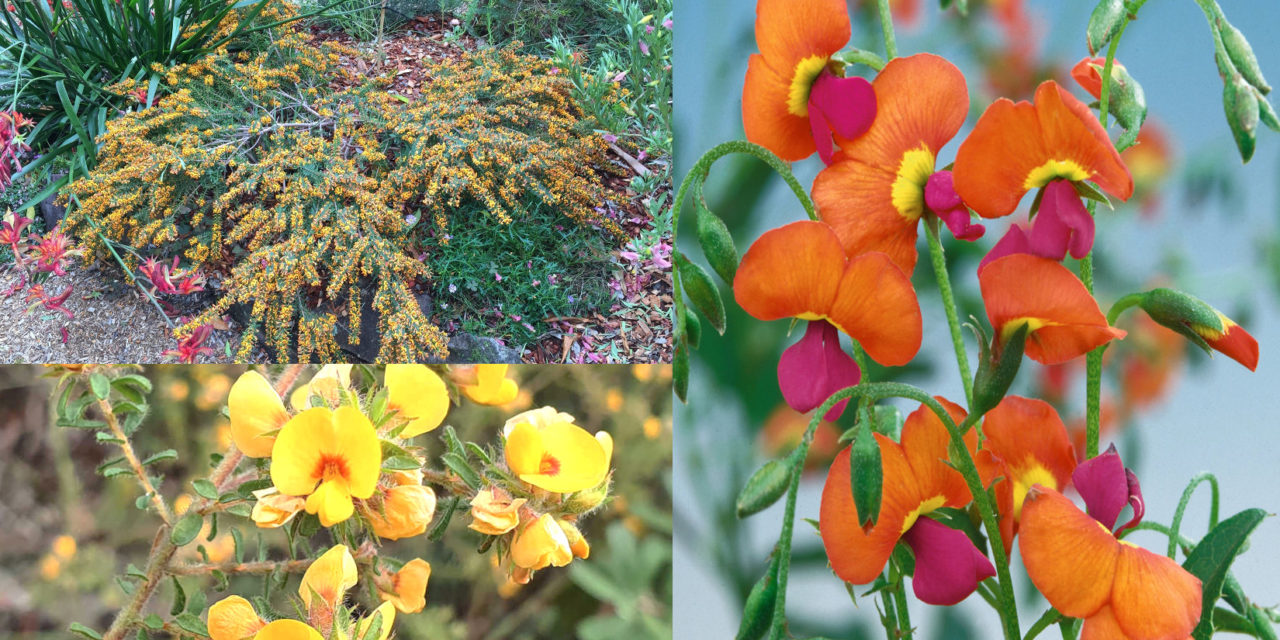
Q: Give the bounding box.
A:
[734,221,921,419]
[1070,56,1125,101]
[979,254,1125,364]
[954,80,1133,219]
[820,399,995,605]
[814,53,982,275]
[378,558,431,614]
[742,0,875,163]
[1020,447,1201,639]
[973,396,1077,553]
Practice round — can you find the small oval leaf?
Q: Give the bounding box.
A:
[736,459,793,519]
[676,252,726,335]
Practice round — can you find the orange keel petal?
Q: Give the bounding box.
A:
[1018,487,1118,618]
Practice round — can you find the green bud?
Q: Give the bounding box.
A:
[970,323,1027,418]
[869,405,903,440]
[682,306,702,349]
[1258,91,1280,133]
[1224,74,1259,163]
[851,419,882,528]
[736,458,793,519]
[1219,21,1271,94]
[1086,0,1126,56]
[566,472,611,514]
[676,251,726,335]
[736,554,780,640]
[1137,288,1223,354]
[1103,62,1147,133]
[695,202,740,285]
[673,342,689,402]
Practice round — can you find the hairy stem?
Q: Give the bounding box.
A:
[925,219,974,406]
[875,0,898,59]
[99,395,173,526]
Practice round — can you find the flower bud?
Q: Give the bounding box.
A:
[1219,20,1271,94]
[469,488,526,535]
[735,458,791,519]
[1138,288,1258,370]
[1224,73,1260,162]
[378,558,431,614]
[556,519,590,560]
[251,488,306,529]
[695,201,739,284]
[1086,0,1125,55]
[970,322,1028,418]
[677,251,726,335]
[510,514,574,571]
[368,484,436,541]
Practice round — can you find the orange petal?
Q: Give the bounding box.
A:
[1110,544,1202,640]
[899,397,972,508]
[734,220,846,322]
[981,396,1077,519]
[819,443,912,585]
[826,251,922,366]
[744,55,818,162]
[1080,604,1127,640]
[1071,57,1107,100]
[815,54,969,274]
[979,254,1126,364]
[754,0,849,72]
[1018,487,1118,618]
[954,81,1132,219]
[1204,320,1259,372]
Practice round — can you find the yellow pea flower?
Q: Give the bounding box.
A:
[299,545,358,614]
[459,364,518,405]
[208,595,266,640]
[385,365,449,437]
[510,514,574,571]
[271,407,381,527]
[502,406,574,434]
[469,488,527,535]
[378,558,432,613]
[251,488,306,528]
[504,418,609,493]
[229,371,290,458]
[290,364,353,410]
[557,520,590,560]
[251,620,322,640]
[368,484,436,541]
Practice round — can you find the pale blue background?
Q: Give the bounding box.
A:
[674,0,1280,637]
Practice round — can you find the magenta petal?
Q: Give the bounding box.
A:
[978,224,1031,273]
[925,170,986,242]
[1028,180,1094,261]
[902,517,996,606]
[1071,443,1128,531]
[808,100,837,165]
[1116,468,1145,535]
[777,320,861,420]
[807,72,876,161]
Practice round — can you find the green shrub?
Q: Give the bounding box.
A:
[441,0,620,55]
[63,33,620,362]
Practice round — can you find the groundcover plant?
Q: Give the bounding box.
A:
[3,364,671,638]
[672,0,1277,637]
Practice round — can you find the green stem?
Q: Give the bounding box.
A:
[832,47,887,71]
[879,589,900,640]
[925,218,974,406]
[1167,472,1220,559]
[875,0,898,59]
[1024,609,1064,640]
[1105,293,1145,326]
[1084,17,1130,460]
[890,560,913,638]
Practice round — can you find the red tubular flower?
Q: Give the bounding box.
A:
[979,254,1125,364]
[820,399,995,605]
[164,325,216,363]
[813,54,981,275]
[734,221,922,418]
[954,80,1133,219]
[1020,446,1202,640]
[742,0,875,164]
[973,396,1077,553]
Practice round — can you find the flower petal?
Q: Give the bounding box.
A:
[228,371,289,459]
[827,252,922,367]
[1202,318,1259,371]
[1071,444,1129,531]
[777,320,860,420]
[744,55,818,162]
[734,221,846,323]
[1111,543,1202,640]
[899,398,973,507]
[385,364,449,437]
[332,406,381,499]
[819,444,911,585]
[1080,604,1127,640]
[981,396,1077,520]
[753,0,849,71]
[902,516,996,605]
[252,620,323,640]
[270,408,333,497]
[1018,487,1118,618]
[979,254,1126,364]
[1027,179,1095,261]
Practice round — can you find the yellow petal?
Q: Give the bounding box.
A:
[516,421,609,493]
[595,431,613,469]
[469,489,526,536]
[557,520,590,560]
[299,545,357,613]
[502,406,575,437]
[380,558,432,614]
[208,595,265,640]
[368,485,436,541]
[251,488,305,528]
[385,364,450,437]
[353,601,396,640]
[511,514,574,570]
[253,620,323,640]
[461,365,519,405]
[331,406,381,499]
[229,371,289,458]
[504,422,545,478]
[270,408,333,496]
[305,479,355,527]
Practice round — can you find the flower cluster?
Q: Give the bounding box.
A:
[0,111,32,189]
[2,211,84,337]
[63,29,620,362]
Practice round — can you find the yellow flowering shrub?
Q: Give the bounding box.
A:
[64,32,619,362]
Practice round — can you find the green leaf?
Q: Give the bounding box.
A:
[69,623,103,639]
[112,374,154,395]
[1183,508,1268,640]
[191,478,218,500]
[170,513,203,547]
[174,612,209,637]
[441,452,482,489]
[427,496,460,541]
[676,252,726,335]
[143,614,163,630]
[142,449,177,466]
[735,459,792,519]
[169,576,186,616]
[673,343,689,402]
[89,372,111,401]
[382,455,422,471]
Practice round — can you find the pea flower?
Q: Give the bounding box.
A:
[250,619,322,640]
[742,0,875,163]
[820,399,995,605]
[813,53,982,275]
[208,595,266,640]
[734,221,922,420]
[299,545,358,615]
[271,407,381,526]
[469,487,527,535]
[458,364,519,405]
[250,487,306,528]
[378,558,432,613]
[979,254,1126,364]
[385,364,450,437]
[503,412,610,493]
[290,364,353,410]
[511,513,574,573]
[367,484,436,540]
[228,370,290,458]
[1020,447,1202,639]
[973,396,1078,552]
[954,80,1133,267]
